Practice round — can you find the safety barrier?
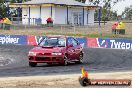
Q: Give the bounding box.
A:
[88,38,132,49]
[1,34,132,49]
[0,35,87,46]
[0,35,27,45]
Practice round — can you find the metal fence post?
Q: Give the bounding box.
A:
[61,25,63,33]
[25,25,27,30]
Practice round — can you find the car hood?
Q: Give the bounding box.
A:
[29,46,65,53]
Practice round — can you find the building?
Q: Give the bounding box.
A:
[9,0,98,25]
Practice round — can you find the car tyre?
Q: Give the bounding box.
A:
[63,55,68,66]
[77,52,83,64]
[47,63,52,65]
[29,62,37,67]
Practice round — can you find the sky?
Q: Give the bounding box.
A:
[112,0,132,15]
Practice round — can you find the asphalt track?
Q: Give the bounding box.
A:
[0,45,132,77]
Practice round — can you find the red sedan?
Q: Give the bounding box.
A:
[28,36,84,67]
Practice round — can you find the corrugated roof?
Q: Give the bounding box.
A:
[15,0,94,6]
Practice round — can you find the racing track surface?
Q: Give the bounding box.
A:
[0,45,132,77]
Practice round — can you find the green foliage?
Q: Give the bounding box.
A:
[10,0,29,3]
[75,0,86,3]
[92,0,123,21]
[75,0,123,21]
[122,7,132,20]
[0,0,7,18]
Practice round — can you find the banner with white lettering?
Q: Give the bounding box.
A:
[97,38,132,49]
[0,35,27,45]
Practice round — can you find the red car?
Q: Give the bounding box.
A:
[28,36,84,67]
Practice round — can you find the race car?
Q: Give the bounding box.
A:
[28,35,84,67]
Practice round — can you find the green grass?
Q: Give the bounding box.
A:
[43,32,132,39]
[0,29,132,39]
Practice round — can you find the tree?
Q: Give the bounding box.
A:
[75,0,86,3]
[10,0,30,18]
[76,0,124,21]
[88,0,125,21]
[0,0,7,18]
[10,0,29,3]
[122,7,132,20]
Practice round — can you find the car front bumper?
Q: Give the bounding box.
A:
[28,55,64,63]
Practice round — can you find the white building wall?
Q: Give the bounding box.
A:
[84,9,88,25]
[41,7,52,24]
[22,7,29,25]
[30,7,40,24]
[54,7,67,24]
[88,10,95,25]
[68,7,83,25]
[22,6,95,25]
[52,7,55,24]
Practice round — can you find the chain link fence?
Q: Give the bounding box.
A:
[3,17,132,36]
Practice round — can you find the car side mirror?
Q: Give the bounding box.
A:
[68,44,73,48]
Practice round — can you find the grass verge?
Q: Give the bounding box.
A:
[0,29,132,38]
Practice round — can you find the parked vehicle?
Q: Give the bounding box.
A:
[28,35,84,67]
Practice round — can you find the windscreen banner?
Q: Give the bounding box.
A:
[87,38,132,49]
[0,35,27,45]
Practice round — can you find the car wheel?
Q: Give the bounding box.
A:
[78,53,83,64]
[29,62,37,67]
[63,55,68,66]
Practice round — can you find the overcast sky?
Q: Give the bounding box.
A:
[112,0,132,15]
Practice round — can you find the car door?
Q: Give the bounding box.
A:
[74,38,82,59]
[67,37,75,60]
[71,38,81,59]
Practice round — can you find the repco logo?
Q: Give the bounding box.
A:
[110,40,132,49]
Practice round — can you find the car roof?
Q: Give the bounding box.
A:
[47,35,70,38]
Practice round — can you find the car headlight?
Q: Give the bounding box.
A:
[28,52,37,56]
[52,52,62,55]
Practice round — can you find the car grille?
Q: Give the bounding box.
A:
[38,53,51,56]
[36,57,50,61]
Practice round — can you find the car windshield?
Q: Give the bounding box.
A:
[39,37,66,47]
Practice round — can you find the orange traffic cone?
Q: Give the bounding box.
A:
[81,67,89,78]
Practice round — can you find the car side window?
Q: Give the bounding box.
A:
[68,38,73,45]
[71,38,78,46]
[68,37,78,46]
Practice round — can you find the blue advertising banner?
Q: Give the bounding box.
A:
[76,38,87,45]
[1,34,132,50]
[76,38,87,48]
[0,35,27,45]
[97,38,132,49]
